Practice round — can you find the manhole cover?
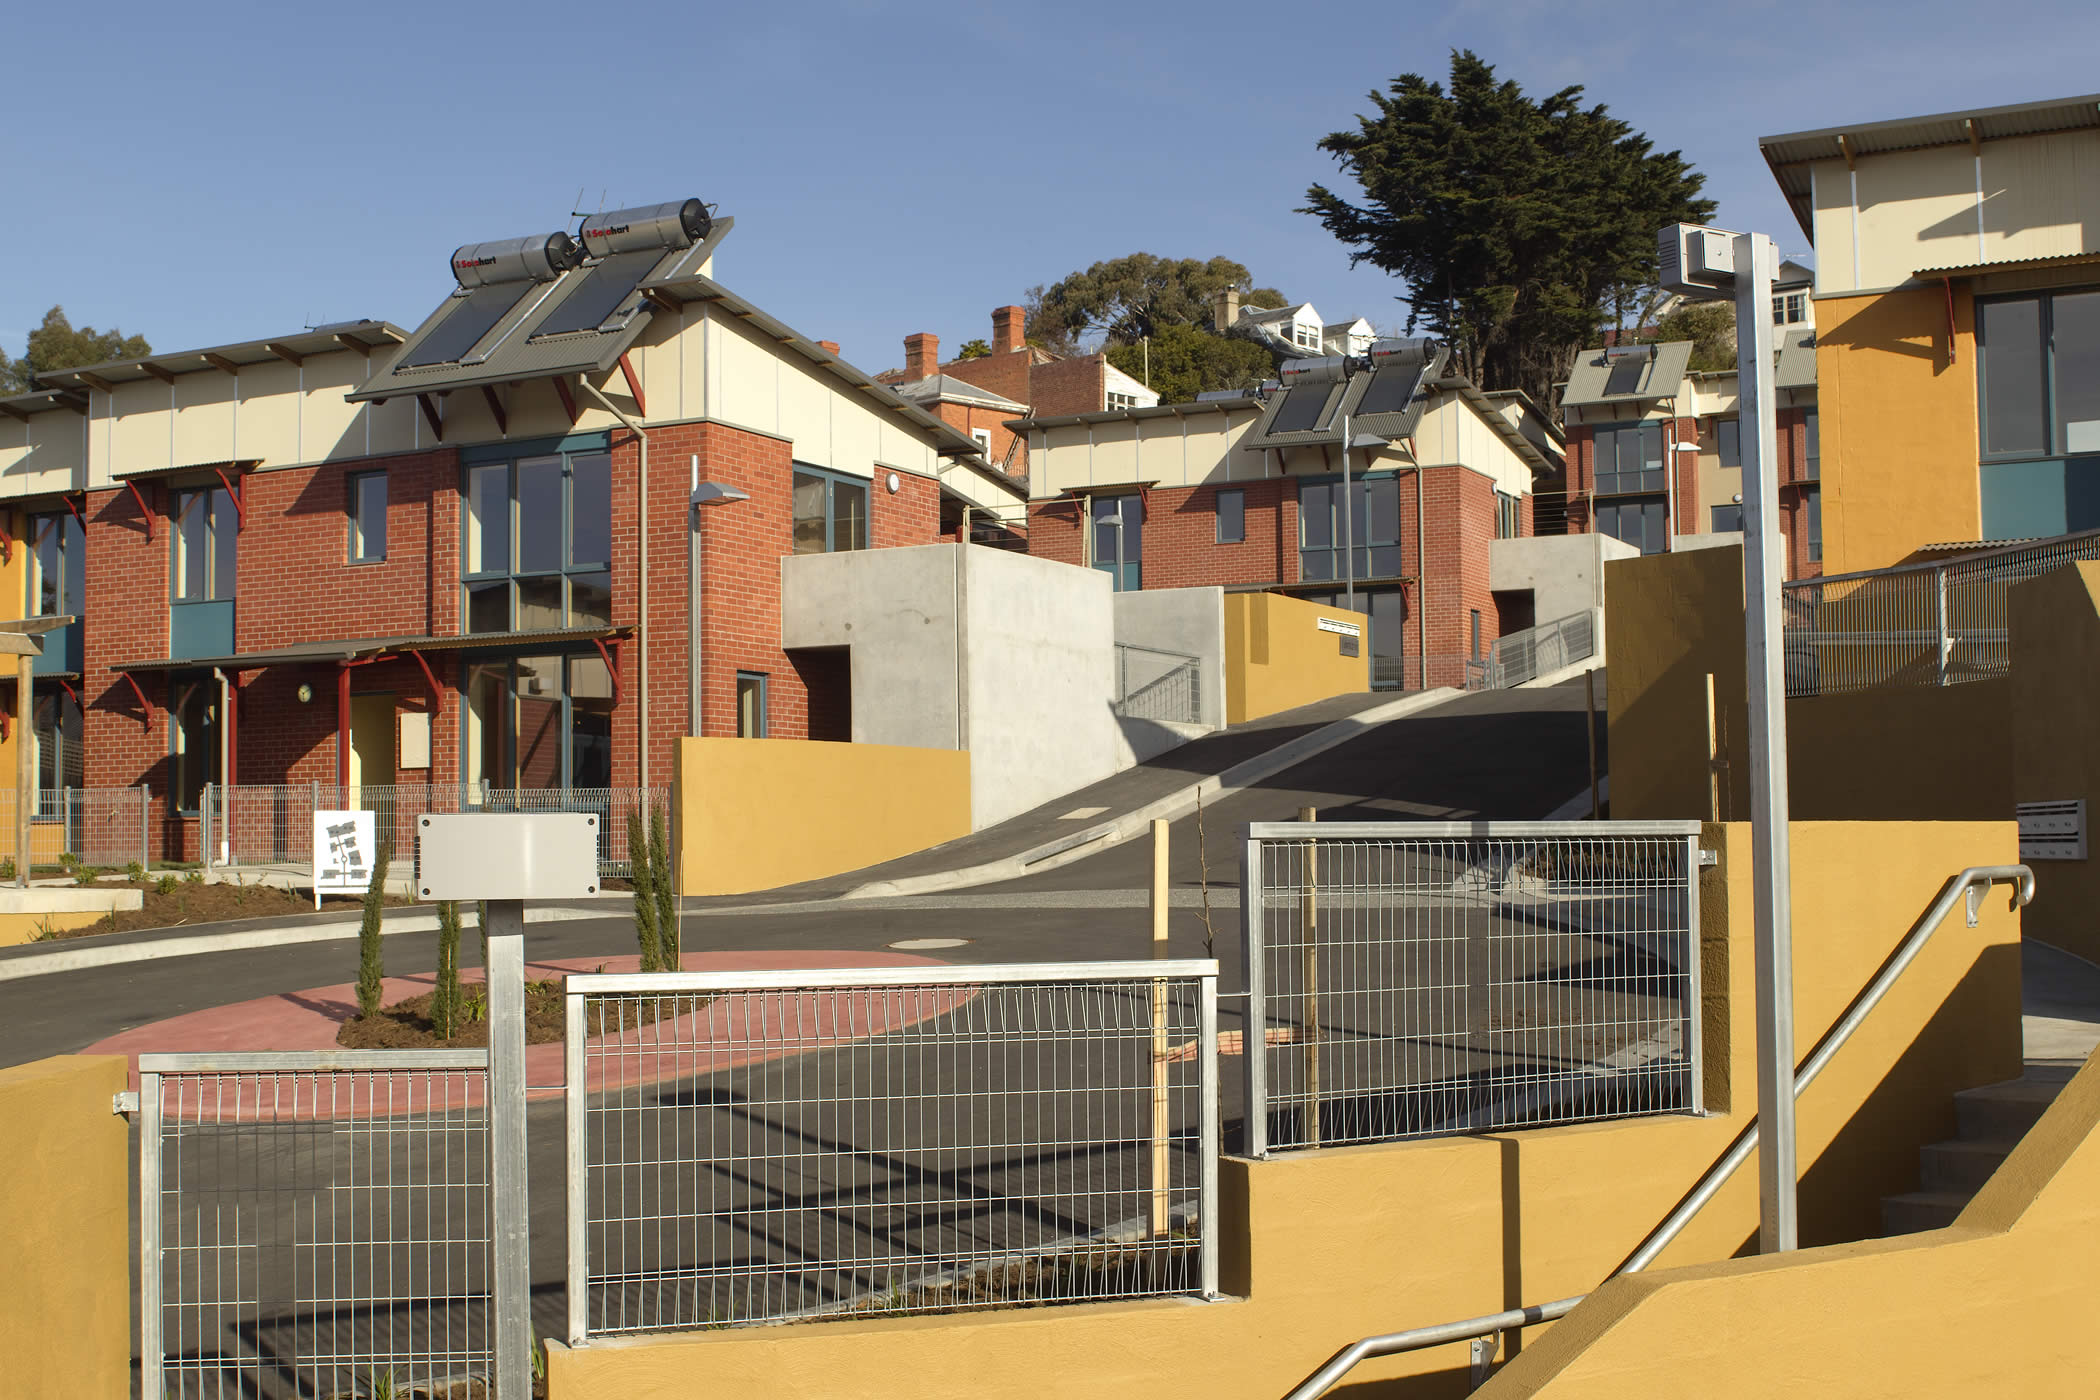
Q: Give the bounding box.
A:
[887,937,972,950]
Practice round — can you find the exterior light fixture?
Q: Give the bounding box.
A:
[885,472,901,494]
[296,683,314,703]
[690,481,754,736]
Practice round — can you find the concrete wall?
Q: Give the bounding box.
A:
[676,737,970,895]
[1222,591,1370,724]
[1112,587,1227,729]
[1483,1047,2100,1399]
[0,1055,131,1399]
[2010,562,2100,964]
[1490,533,1636,643]
[547,821,2025,1400]
[781,544,1123,829]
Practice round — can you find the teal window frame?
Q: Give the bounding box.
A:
[1089,493,1144,592]
[791,465,870,555]
[1298,472,1404,583]
[1976,287,2100,540]
[1215,488,1245,544]
[460,442,613,635]
[348,470,388,564]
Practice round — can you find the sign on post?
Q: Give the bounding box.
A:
[313,809,377,909]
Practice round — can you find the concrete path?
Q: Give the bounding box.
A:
[2024,940,2100,1065]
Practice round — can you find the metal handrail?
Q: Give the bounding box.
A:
[1282,863,2033,1400]
[1785,526,2100,589]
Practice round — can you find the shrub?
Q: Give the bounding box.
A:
[355,844,391,1019]
[155,874,178,897]
[628,808,660,973]
[73,865,98,887]
[432,901,462,1040]
[125,861,146,883]
[650,802,678,970]
[0,857,13,881]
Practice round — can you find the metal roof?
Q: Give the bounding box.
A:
[889,374,1028,413]
[1560,341,1693,408]
[1006,397,1262,432]
[1761,93,2100,237]
[28,321,405,398]
[1429,376,1554,478]
[1775,328,1818,391]
[1914,249,2100,280]
[113,625,633,675]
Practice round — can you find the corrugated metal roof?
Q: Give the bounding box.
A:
[1914,249,2100,279]
[890,374,1028,413]
[1761,93,2100,237]
[1006,397,1261,432]
[1774,328,1817,390]
[1560,341,1693,408]
[113,624,634,674]
[27,320,405,397]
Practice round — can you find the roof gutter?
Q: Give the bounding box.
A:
[578,376,653,790]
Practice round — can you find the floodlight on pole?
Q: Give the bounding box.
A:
[1659,220,1796,1253]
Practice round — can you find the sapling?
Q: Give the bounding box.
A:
[355,844,391,1018]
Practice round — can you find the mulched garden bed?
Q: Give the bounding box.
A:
[39,876,418,940]
[337,977,695,1050]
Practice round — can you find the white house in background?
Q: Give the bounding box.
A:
[1218,297,1377,358]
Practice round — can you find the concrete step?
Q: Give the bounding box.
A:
[1919,1138,2019,1194]
[1881,1190,1972,1236]
[1954,1077,2064,1141]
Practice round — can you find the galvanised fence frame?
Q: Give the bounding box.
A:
[1239,819,1705,1157]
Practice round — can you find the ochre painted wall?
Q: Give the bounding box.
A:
[1481,1047,2100,1399]
[676,737,970,895]
[549,821,2023,1400]
[2010,562,2100,964]
[1815,287,1978,574]
[0,1055,132,1399]
[0,905,107,945]
[1223,591,1370,724]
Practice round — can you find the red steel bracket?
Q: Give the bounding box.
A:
[120,671,154,731]
[123,479,155,539]
[553,376,580,427]
[618,353,646,417]
[592,637,622,709]
[213,466,246,529]
[408,648,445,717]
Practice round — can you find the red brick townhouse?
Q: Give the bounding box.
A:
[0,200,1023,860]
[1014,342,1561,688]
[1558,323,1821,579]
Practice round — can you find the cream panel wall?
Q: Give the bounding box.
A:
[1855,145,1981,289]
[0,410,85,498]
[168,372,237,478]
[107,379,172,478]
[1983,129,2100,265]
[1413,395,1532,496]
[1029,412,1262,497]
[1687,377,1740,418]
[232,360,301,467]
[299,353,378,463]
[1087,419,1140,483]
[1811,157,1856,294]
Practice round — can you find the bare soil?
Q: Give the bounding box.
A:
[38,877,417,940]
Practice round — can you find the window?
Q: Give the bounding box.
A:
[736,672,769,738]
[172,486,237,601]
[1805,486,1823,563]
[26,511,83,618]
[1300,476,1404,582]
[1495,492,1521,540]
[170,676,219,814]
[1106,391,1140,411]
[1977,289,2100,539]
[792,466,869,555]
[1293,320,1322,350]
[1470,609,1482,660]
[1711,504,1744,533]
[1716,418,1741,469]
[32,690,81,799]
[349,471,388,563]
[1215,488,1246,544]
[1596,498,1670,555]
[1591,423,1665,495]
[1298,586,1407,676]
[462,651,614,790]
[1803,411,1819,480]
[1090,494,1143,591]
[463,448,612,634]
[1772,292,1807,325]
[970,428,993,458]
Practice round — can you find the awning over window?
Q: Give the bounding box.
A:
[111,626,633,675]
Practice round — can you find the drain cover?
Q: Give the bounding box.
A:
[887,937,972,950]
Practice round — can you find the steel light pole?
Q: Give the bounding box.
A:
[689,479,751,737]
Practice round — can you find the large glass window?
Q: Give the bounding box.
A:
[170,676,219,814]
[791,467,869,554]
[1805,486,1823,563]
[32,690,81,796]
[1299,476,1404,582]
[462,449,612,633]
[1716,418,1741,469]
[1597,497,1670,555]
[27,512,84,618]
[1591,422,1665,495]
[1803,412,1820,480]
[172,486,236,602]
[461,651,615,790]
[1977,289,2100,539]
[1090,494,1144,591]
[1215,488,1245,544]
[349,471,388,563]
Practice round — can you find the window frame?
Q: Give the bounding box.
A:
[1088,493,1144,592]
[1106,391,1140,412]
[1215,488,1246,544]
[736,671,769,738]
[168,674,220,816]
[791,464,871,556]
[348,470,389,564]
[458,649,616,791]
[25,509,84,619]
[1494,492,1521,540]
[1298,473,1407,583]
[460,446,614,634]
[1591,422,1666,497]
[170,484,237,603]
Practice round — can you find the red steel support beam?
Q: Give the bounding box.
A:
[62,493,84,527]
[408,648,445,717]
[552,376,580,427]
[213,467,246,529]
[481,385,508,436]
[592,637,622,709]
[120,671,154,732]
[124,479,155,539]
[618,354,646,417]
[417,393,444,443]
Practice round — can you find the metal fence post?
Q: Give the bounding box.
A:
[1298,807,1320,1151]
[136,784,148,870]
[1935,565,1951,686]
[486,915,531,1397]
[138,1070,163,1399]
[1685,832,1706,1115]
[566,985,589,1348]
[1198,968,1221,1300]
[199,782,213,871]
[1241,833,1268,1159]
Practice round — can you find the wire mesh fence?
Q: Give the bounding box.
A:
[0,785,147,870]
[1467,610,1597,690]
[139,1053,495,1400]
[1370,654,1474,692]
[1112,643,1203,725]
[563,962,1220,1340]
[204,783,667,877]
[1240,821,1703,1156]
[1781,528,2100,696]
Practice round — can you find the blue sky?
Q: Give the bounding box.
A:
[7,0,2098,378]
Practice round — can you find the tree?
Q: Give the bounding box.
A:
[1103,324,1280,404]
[628,808,660,972]
[650,804,678,971]
[1647,301,1737,372]
[432,901,463,1040]
[955,338,991,361]
[0,305,152,394]
[355,844,392,1019]
[1025,255,1286,353]
[1302,51,1715,413]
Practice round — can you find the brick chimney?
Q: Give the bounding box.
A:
[903,332,940,381]
[817,339,840,356]
[992,305,1025,355]
[1213,289,1240,333]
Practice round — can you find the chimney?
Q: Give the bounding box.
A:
[904,331,939,381]
[817,339,840,356]
[992,305,1025,355]
[1213,289,1240,332]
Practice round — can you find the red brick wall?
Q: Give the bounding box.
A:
[931,401,1027,479]
[1026,479,1298,588]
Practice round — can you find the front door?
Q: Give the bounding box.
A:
[348,694,397,804]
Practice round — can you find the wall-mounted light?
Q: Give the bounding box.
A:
[296,683,313,703]
[885,472,901,494]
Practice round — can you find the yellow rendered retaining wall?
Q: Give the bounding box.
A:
[1223,591,1370,725]
[676,737,971,895]
[0,1055,132,1399]
[1480,1046,2100,1399]
[1815,287,1981,575]
[0,905,108,946]
[549,820,2022,1399]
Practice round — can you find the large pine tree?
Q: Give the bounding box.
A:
[1302,51,1715,413]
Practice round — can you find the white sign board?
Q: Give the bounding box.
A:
[314,810,378,903]
[1315,616,1363,637]
[416,812,602,900]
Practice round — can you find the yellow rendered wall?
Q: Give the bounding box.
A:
[2009,561,2100,964]
[0,906,105,945]
[1481,1047,2100,1400]
[0,1055,131,1399]
[676,737,970,895]
[1223,591,1370,724]
[550,821,2023,1400]
[1815,287,1979,574]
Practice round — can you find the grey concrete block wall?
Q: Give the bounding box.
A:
[1490,533,1638,640]
[1111,587,1227,729]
